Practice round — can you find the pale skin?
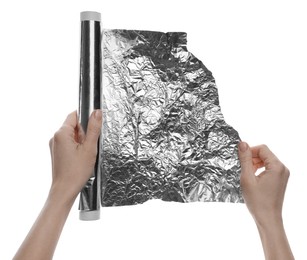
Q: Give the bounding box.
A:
[238,142,294,260]
[13,111,294,260]
[13,110,103,260]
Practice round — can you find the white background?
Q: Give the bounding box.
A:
[0,0,306,259]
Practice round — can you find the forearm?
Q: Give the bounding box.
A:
[13,191,75,260]
[256,216,294,260]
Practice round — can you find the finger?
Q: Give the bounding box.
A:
[63,110,78,128]
[238,142,255,179]
[253,160,265,170]
[252,157,265,169]
[251,144,279,170]
[57,111,78,143]
[84,110,102,149]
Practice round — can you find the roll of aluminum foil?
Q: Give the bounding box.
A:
[78,13,243,219]
[78,11,102,220]
[100,29,243,207]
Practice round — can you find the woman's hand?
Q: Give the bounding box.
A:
[49,110,102,202]
[13,110,102,260]
[238,142,289,225]
[238,142,294,260]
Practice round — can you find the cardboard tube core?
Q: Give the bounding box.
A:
[80,11,101,21]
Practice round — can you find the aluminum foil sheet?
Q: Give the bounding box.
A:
[99,29,243,206]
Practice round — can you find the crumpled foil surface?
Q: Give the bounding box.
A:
[100,29,243,206]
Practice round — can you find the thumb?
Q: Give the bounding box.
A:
[84,110,102,149]
[238,142,254,178]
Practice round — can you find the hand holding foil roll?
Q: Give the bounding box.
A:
[78,12,243,220]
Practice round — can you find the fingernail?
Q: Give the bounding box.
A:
[94,110,102,120]
[239,142,248,152]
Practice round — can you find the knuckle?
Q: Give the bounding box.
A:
[53,125,70,141]
[285,167,290,177]
[274,161,286,174]
[53,129,63,143]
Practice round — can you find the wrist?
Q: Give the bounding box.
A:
[48,183,78,207]
[254,212,285,239]
[252,210,283,229]
[254,213,294,260]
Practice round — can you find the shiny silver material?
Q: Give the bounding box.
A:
[100,29,243,206]
[78,12,102,220]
